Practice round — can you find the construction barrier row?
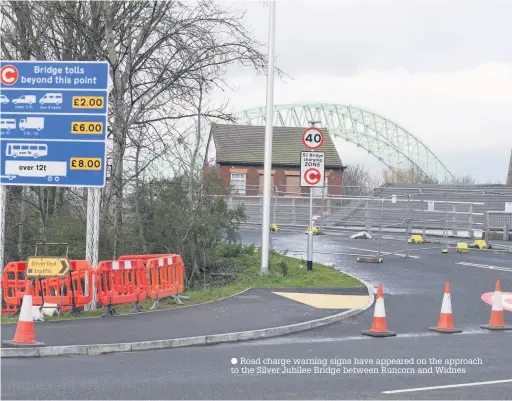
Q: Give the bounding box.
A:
[1,253,185,315]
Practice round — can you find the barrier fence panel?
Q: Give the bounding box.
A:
[2,260,94,316]
[146,254,185,309]
[96,259,148,315]
[119,253,184,293]
[486,211,512,240]
[2,261,26,315]
[2,254,186,316]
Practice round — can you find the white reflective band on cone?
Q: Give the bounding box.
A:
[19,295,33,322]
[440,293,452,314]
[374,297,386,318]
[492,291,504,311]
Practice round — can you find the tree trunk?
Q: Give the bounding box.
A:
[134,145,148,254]
[188,81,203,205]
[17,187,28,259]
[103,0,125,258]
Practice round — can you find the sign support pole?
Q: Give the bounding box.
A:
[260,0,276,276]
[305,120,322,272]
[85,187,100,310]
[307,186,313,271]
[0,185,6,273]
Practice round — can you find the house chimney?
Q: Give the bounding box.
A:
[508,149,512,185]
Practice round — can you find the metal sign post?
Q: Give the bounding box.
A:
[0,185,5,273]
[301,121,324,271]
[85,187,101,310]
[260,0,277,276]
[300,148,325,271]
[0,60,109,308]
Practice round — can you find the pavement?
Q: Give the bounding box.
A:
[1,287,369,347]
[2,228,512,400]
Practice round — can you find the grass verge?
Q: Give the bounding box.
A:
[1,246,363,324]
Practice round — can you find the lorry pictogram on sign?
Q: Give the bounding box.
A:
[300,151,325,187]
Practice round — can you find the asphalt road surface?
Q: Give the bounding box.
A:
[2,229,512,400]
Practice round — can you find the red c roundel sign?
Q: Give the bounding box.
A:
[0,65,19,85]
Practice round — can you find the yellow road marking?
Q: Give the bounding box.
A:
[272,292,369,309]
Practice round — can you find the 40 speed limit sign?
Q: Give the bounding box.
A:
[302,127,324,150]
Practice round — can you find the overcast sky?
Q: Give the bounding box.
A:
[211,0,512,183]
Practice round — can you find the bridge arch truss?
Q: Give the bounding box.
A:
[231,103,453,183]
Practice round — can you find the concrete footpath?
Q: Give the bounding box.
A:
[1,286,372,357]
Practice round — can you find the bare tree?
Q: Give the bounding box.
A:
[0,1,278,284]
[98,0,270,254]
[448,175,477,185]
[342,163,376,196]
[381,166,437,185]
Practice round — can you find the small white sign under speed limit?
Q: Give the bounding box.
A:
[302,127,324,150]
[300,151,325,187]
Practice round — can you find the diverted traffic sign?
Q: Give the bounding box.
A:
[0,60,109,187]
[26,257,71,278]
[300,151,325,187]
[302,127,324,150]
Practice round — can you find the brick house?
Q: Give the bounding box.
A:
[203,123,346,196]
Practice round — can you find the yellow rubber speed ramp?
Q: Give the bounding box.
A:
[272,292,369,309]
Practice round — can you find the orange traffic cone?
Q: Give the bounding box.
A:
[2,281,45,347]
[429,282,462,333]
[362,284,396,337]
[481,280,512,331]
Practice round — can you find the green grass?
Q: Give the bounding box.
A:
[1,248,363,324]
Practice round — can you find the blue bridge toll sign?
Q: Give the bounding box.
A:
[0,60,109,187]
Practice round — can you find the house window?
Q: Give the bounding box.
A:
[230,173,246,195]
[285,176,300,195]
[258,174,275,194]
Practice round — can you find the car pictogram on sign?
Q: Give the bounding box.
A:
[302,127,324,150]
[0,65,19,85]
[304,168,322,185]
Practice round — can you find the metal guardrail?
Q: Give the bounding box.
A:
[228,188,511,240]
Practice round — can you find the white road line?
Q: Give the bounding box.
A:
[457,262,512,273]
[343,246,420,259]
[382,378,512,394]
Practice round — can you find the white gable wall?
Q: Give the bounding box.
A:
[206,135,217,166]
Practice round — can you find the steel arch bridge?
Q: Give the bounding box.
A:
[230,103,454,183]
